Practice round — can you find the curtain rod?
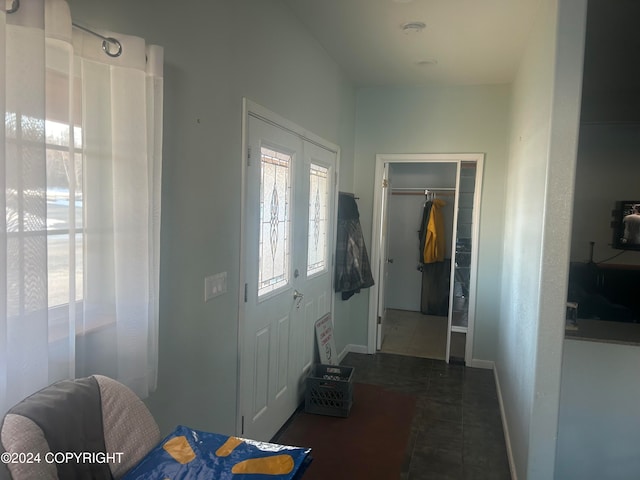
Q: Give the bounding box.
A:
[72,23,122,57]
[6,0,123,57]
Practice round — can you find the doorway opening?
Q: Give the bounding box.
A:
[380,309,451,360]
[368,154,484,364]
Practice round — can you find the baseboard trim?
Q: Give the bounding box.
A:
[338,344,368,363]
[468,358,494,370]
[493,363,518,480]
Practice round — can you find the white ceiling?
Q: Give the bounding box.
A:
[284,0,543,87]
[286,0,640,122]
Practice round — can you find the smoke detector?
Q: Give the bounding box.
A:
[401,21,426,34]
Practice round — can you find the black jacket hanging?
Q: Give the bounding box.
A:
[418,200,432,266]
[334,193,375,300]
[418,195,449,315]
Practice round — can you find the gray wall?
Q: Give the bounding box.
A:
[351,85,511,362]
[66,0,357,435]
[571,123,640,265]
[497,0,587,478]
[556,339,640,479]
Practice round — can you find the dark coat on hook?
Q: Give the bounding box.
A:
[335,193,374,300]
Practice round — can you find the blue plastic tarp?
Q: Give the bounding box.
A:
[123,425,312,480]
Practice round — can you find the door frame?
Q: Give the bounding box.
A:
[368,153,484,364]
[376,162,391,350]
[237,98,340,436]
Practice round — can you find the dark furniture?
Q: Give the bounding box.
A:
[568,262,640,323]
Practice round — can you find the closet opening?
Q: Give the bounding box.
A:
[368,154,484,364]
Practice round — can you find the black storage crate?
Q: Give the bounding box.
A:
[305,364,354,417]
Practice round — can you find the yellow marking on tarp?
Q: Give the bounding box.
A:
[163,435,196,464]
[215,436,244,457]
[231,455,295,475]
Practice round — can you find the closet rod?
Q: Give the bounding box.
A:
[391,187,456,196]
[392,191,455,196]
[391,187,456,191]
[6,0,123,58]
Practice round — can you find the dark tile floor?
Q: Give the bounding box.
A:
[341,352,511,480]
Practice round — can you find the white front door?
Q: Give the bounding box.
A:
[241,112,337,441]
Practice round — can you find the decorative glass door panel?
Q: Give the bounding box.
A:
[258,146,292,298]
[307,163,329,277]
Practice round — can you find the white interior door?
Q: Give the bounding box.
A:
[241,113,336,441]
[385,193,425,311]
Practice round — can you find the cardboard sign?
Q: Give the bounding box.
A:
[314,314,337,365]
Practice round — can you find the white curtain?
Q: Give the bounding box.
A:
[1,0,162,415]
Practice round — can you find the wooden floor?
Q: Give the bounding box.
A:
[380,309,448,360]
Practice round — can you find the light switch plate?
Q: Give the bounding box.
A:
[204,272,227,302]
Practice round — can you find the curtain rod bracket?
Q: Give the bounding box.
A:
[101,37,123,57]
[6,1,123,58]
[6,0,19,14]
[73,23,123,58]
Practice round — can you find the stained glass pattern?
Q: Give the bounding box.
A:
[258,146,291,297]
[307,164,329,276]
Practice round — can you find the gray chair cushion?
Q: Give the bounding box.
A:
[0,414,57,480]
[94,375,160,478]
[0,375,161,480]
